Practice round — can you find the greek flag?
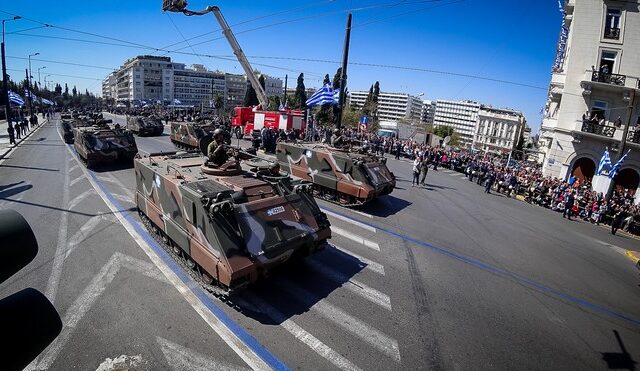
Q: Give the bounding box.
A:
[596,147,612,175]
[172,98,181,105]
[305,83,338,107]
[8,91,24,106]
[608,149,631,179]
[41,98,55,106]
[24,89,39,102]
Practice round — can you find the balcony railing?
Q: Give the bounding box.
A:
[628,128,640,144]
[603,27,620,40]
[591,71,626,86]
[581,120,616,137]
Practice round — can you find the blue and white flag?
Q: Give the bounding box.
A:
[305,83,338,107]
[8,91,24,106]
[172,98,182,105]
[596,147,612,175]
[24,89,39,102]
[608,149,631,179]
[41,98,55,106]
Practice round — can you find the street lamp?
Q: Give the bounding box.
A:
[27,52,39,116]
[37,66,46,85]
[2,15,21,124]
[44,74,52,91]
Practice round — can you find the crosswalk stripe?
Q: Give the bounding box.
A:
[277,279,401,363]
[238,295,362,371]
[332,226,380,251]
[306,260,391,311]
[332,245,385,276]
[323,209,376,233]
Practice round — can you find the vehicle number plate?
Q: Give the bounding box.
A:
[266,206,285,216]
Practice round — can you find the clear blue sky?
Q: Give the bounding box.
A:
[2,0,561,131]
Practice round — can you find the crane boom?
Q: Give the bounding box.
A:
[209,6,269,108]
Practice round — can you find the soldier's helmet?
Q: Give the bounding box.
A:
[213,128,224,139]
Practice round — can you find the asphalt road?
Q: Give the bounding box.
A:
[1,114,638,370]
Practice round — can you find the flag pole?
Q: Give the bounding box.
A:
[335,13,352,130]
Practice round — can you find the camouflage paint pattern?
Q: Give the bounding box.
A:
[276,142,396,205]
[170,122,217,150]
[126,115,165,136]
[74,126,138,167]
[134,152,330,291]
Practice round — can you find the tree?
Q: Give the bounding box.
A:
[361,85,374,116]
[212,93,224,109]
[55,83,62,96]
[372,81,380,119]
[268,95,281,111]
[316,74,333,124]
[63,83,69,99]
[294,73,307,109]
[331,67,343,127]
[85,88,90,97]
[244,81,259,106]
[72,85,77,97]
[433,125,454,138]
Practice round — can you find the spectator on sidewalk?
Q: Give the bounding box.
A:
[412,156,422,187]
[20,117,28,136]
[419,156,429,186]
[7,122,16,145]
[14,119,21,140]
[30,114,38,130]
[562,189,575,220]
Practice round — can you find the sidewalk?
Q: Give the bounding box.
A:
[0,116,49,160]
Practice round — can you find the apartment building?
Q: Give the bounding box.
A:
[539,0,640,195]
[348,91,423,121]
[432,99,480,147]
[473,106,525,155]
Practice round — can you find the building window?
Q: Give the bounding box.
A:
[591,100,608,121]
[599,50,617,74]
[604,8,621,40]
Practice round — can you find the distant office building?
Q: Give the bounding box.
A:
[348,91,423,121]
[259,74,283,98]
[114,55,173,103]
[421,100,436,125]
[102,72,117,102]
[432,100,480,147]
[473,106,525,155]
[539,0,640,196]
[224,73,247,108]
[171,63,226,107]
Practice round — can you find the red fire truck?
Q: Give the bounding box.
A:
[232,106,306,138]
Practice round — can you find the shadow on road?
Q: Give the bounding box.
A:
[0,164,60,172]
[0,196,136,218]
[89,162,135,173]
[0,182,32,198]
[236,246,364,324]
[356,195,411,217]
[601,330,637,370]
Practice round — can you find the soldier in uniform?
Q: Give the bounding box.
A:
[207,128,229,167]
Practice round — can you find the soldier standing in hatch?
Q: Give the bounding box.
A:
[207,128,229,167]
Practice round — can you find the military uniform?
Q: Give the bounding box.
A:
[207,139,228,166]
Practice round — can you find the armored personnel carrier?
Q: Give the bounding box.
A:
[276,142,396,206]
[134,150,331,294]
[170,121,217,150]
[126,115,165,136]
[74,125,138,168]
[60,120,75,144]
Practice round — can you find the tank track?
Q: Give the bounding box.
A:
[138,210,240,307]
[171,139,199,152]
[312,185,369,208]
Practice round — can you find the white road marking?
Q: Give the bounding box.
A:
[104,171,135,198]
[239,295,362,371]
[64,215,116,261]
[68,189,95,210]
[31,252,169,370]
[349,209,373,219]
[157,337,250,371]
[322,208,376,233]
[69,176,84,187]
[332,244,385,276]
[69,163,79,173]
[306,260,391,311]
[332,226,380,251]
[44,151,70,304]
[448,173,458,177]
[593,239,629,256]
[56,126,272,371]
[96,174,119,186]
[278,279,401,363]
[95,354,145,371]
[112,193,133,204]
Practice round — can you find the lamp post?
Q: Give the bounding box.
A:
[44,74,52,91]
[27,52,39,116]
[2,16,21,124]
[37,66,46,85]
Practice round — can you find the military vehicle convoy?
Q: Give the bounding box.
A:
[60,120,75,144]
[134,150,331,294]
[276,142,396,206]
[126,115,165,136]
[170,121,217,150]
[74,125,138,168]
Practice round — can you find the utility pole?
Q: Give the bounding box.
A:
[335,13,352,130]
[282,74,287,106]
[25,69,31,117]
[2,16,21,124]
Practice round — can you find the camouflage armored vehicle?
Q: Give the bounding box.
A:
[74,125,138,168]
[134,150,331,294]
[170,121,216,150]
[60,120,75,144]
[126,115,164,136]
[276,142,396,206]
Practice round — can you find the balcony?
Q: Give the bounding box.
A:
[581,120,616,138]
[591,71,625,86]
[628,128,640,145]
[603,27,620,40]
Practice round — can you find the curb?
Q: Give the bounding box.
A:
[0,119,49,160]
[624,250,640,265]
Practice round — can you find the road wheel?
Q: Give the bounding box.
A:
[186,258,196,269]
[202,271,214,285]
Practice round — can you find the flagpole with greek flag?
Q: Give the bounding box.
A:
[596,147,612,175]
[608,149,631,179]
[305,83,339,107]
